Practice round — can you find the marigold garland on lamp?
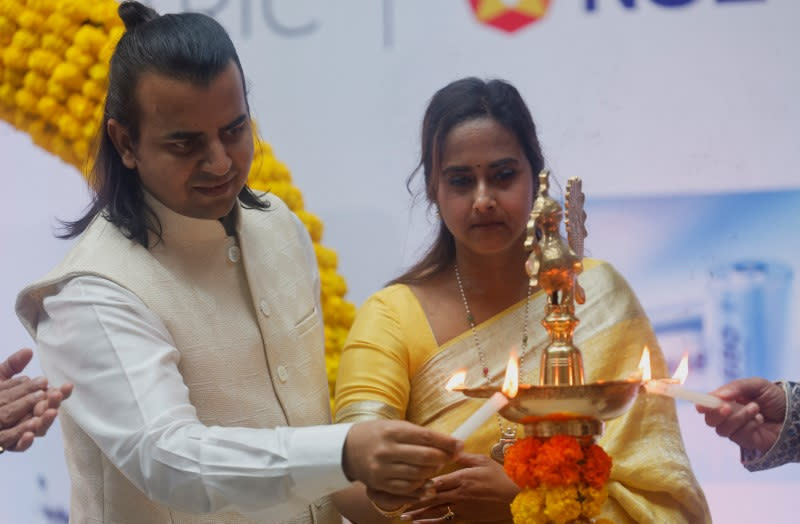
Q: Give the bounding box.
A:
[0,0,353,405]
[504,435,613,524]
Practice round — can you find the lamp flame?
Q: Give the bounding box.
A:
[638,347,652,382]
[445,370,467,391]
[672,354,689,385]
[501,350,519,398]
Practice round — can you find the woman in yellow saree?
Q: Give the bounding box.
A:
[333,78,710,524]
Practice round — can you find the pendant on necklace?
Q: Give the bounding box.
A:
[490,426,518,463]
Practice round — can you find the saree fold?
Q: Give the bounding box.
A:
[335,260,711,523]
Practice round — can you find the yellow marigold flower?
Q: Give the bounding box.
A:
[65,46,94,71]
[44,12,71,33]
[543,485,581,524]
[0,82,14,105]
[81,79,105,101]
[17,10,45,32]
[270,182,304,211]
[29,120,51,149]
[324,354,339,382]
[82,120,97,141]
[72,138,89,160]
[314,244,338,270]
[320,270,347,301]
[61,0,91,24]
[339,301,355,327]
[109,25,125,40]
[579,484,608,518]
[324,325,335,348]
[248,156,275,183]
[57,112,81,141]
[36,95,62,119]
[272,160,291,182]
[89,3,119,27]
[296,210,323,242]
[11,28,37,50]
[23,71,47,95]
[3,45,29,69]
[328,327,348,352]
[28,49,60,75]
[14,89,37,113]
[323,296,343,325]
[0,3,21,20]
[41,34,68,54]
[52,62,84,91]
[92,102,103,123]
[67,93,93,120]
[74,26,106,54]
[3,66,23,87]
[88,63,108,82]
[46,81,68,102]
[27,118,46,137]
[0,16,15,45]
[510,488,547,524]
[98,28,124,64]
[25,0,55,14]
[12,108,31,130]
[51,134,70,157]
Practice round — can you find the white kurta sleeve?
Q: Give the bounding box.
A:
[35,275,352,517]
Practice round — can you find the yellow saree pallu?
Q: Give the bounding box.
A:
[335,260,711,523]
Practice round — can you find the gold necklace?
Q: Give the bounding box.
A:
[454,263,531,462]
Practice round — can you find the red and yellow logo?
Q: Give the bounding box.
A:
[468,0,551,33]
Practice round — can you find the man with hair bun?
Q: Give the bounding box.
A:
[15,2,459,523]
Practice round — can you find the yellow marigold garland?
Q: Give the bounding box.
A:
[0,0,353,405]
[503,434,613,524]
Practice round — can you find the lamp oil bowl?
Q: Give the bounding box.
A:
[457,380,641,437]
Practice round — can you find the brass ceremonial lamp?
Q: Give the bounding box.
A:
[458,171,640,443]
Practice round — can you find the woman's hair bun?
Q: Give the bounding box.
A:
[118,1,159,31]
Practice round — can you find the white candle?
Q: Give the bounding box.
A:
[451,392,509,441]
[644,380,723,409]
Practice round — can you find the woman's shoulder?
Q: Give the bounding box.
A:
[360,283,417,311]
[357,283,434,340]
[356,283,426,322]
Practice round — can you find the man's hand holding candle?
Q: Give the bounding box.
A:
[697,377,786,454]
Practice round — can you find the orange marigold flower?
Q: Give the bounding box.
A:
[504,436,542,489]
[582,443,612,488]
[533,435,584,487]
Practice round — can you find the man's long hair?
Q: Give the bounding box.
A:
[60,1,266,247]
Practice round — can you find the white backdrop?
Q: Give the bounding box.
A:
[1,0,798,522]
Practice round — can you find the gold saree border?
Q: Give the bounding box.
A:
[334,400,401,423]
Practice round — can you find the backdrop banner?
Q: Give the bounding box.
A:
[1,1,797,522]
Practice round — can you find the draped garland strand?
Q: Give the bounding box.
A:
[0,0,353,405]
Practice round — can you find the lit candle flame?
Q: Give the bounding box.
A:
[672,354,689,385]
[501,350,519,398]
[445,370,467,391]
[638,346,652,382]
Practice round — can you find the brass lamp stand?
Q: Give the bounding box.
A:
[462,171,640,439]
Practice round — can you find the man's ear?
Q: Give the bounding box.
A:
[107,119,137,169]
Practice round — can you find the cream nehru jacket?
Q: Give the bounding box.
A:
[16,193,338,524]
